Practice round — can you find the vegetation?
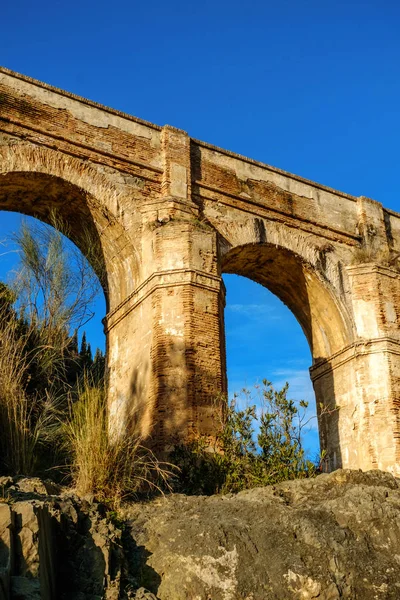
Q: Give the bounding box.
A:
[62,379,172,505]
[172,381,319,495]
[0,214,106,476]
[352,244,400,270]
[0,216,168,506]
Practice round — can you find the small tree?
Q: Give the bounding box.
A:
[92,347,106,384]
[258,380,312,481]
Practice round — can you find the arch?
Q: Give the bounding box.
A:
[0,143,139,308]
[221,242,353,361]
[221,241,356,469]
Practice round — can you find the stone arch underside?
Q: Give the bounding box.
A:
[0,144,140,308]
[221,242,353,362]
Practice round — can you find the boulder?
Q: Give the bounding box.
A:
[0,503,13,600]
[123,469,400,599]
[0,478,122,599]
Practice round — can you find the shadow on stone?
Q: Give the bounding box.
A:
[122,529,161,597]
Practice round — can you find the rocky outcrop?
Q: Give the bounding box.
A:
[0,477,123,600]
[123,469,400,600]
[2,470,400,599]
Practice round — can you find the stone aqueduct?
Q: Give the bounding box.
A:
[1,67,400,474]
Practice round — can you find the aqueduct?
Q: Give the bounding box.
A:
[1,67,400,474]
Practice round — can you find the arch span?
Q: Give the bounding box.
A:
[221,241,356,470]
[0,150,147,449]
[221,242,353,361]
[0,144,139,306]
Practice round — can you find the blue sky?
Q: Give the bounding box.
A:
[1,0,400,457]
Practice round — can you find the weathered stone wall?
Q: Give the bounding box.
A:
[1,67,400,473]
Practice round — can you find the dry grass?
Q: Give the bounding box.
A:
[62,380,173,507]
[352,246,400,271]
[0,316,60,475]
[0,311,37,474]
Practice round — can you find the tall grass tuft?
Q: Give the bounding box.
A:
[0,296,46,475]
[62,379,173,507]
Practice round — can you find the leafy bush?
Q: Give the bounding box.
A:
[172,380,318,495]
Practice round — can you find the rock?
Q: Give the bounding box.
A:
[12,502,41,579]
[0,487,123,599]
[2,470,400,598]
[131,588,159,600]
[0,503,13,600]
[11,501,56,600]
[13,478,61,498]
[14,479,48,497]
[0,478,13,492]
[123,469,400,599]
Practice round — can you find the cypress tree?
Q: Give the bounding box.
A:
[79,332,93,372]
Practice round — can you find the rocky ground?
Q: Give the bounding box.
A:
[1,469,400,599]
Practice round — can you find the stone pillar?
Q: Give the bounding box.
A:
[311,197,400,475]
[105,126,227,450]
[310,333,400,475]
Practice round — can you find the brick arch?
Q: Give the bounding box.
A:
[221,241,353,361]
[0,144,138,308]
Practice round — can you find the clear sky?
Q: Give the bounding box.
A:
[1,0,400,457]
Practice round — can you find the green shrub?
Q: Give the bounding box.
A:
[172,380,318,495]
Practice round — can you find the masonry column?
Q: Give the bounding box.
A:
[344,261,400,474]
[312,196,400,475]
[107,126,227,451]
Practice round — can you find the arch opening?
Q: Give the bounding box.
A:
[0,169,139,309]
[0,171,108,304]
[0,209,107,478]
[0,210,106,352]
[222,242,351,361]
[0,164,145,473]
[221,242,353,462]
[223,273,319,457]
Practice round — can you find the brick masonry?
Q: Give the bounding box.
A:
[1,67,400,473]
